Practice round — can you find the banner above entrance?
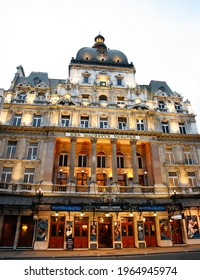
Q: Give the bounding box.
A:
[65,132,140,140]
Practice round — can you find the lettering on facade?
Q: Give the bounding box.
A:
[65,132,140,140]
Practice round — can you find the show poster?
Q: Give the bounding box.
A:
[186,216,200,239]
[90,221,97,242]
[159,219,171,240]
[36,219,48,241]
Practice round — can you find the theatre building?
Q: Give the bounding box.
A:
[1,35,200,250]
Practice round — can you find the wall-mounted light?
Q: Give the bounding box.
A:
[105,212,109,217]
[80,211,84,217]
[55,211,59,216]
[130,212,134,217]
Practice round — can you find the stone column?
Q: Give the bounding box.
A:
[68,137,77,186]
[90,138,97,186]
[130,140,138,184]
[41,138,56,185]
[150,142,163,186]
[13,214,21,249]
[111,139,118,185]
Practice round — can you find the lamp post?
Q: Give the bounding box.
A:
[36,188,43,201]
[144,170,148,186]
[81,170,84,185]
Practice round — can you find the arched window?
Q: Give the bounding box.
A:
[97,151,106,168]
[78,150,87,167]
[117,152,124,168]
[59,151,68,166]
[99,95,107,101]
[137,153,142,169]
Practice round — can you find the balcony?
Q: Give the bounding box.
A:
[1,182,200,197]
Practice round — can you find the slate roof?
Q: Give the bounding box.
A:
[149,80,173,96]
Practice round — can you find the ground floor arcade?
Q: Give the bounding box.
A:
[0,196,200,250]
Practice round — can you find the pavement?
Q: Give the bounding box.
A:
[0,244,200,259]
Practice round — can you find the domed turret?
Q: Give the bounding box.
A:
[71,34,134,68]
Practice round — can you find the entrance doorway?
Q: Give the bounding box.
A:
[74,217,88,248]
[0,215,18,247]
[49,216,65,248]
[98,217,112,248]
[170,220,183,244]
[17,216,35,248]
[121,217,135,247]
[144,217,157,247]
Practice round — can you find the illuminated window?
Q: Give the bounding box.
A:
[168,172,178,187]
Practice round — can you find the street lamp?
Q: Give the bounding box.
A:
[144,170,148,186]
[36,188,43,200]
[81,170,84,185]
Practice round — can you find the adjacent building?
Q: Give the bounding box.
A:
[0,34,200,250]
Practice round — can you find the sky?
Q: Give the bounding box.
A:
[0,0,200,130]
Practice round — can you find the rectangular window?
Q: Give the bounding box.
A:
[83,76,89,83]
[118,117,127,129]
[77,172,87,186]
[165,147,175,164]
[97,155,106,168]
[97,173,107,187]
[27,142,38,160]
[168,172,178,187]
[80,116,89,128]
[1,167,13,183]
[6,141,17,159]
[187,172,197,187]
[162,122,169,133]
[13,114,22,126]
[179,123,186,134]
[136,119,144,130]
[117,79,122,86]
[183,150,193,164]
[23,168,35,183]
[117,174,126,186]
[100,117,108,129]
[59,154,68,166]
[33,115,42,127]
[61,115,70,127]
[78,155,87,167]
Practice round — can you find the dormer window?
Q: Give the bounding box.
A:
[100,81,106,86]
